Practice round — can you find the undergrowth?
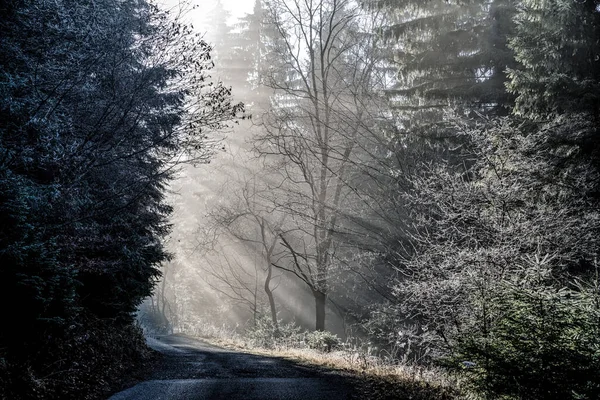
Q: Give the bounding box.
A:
[182,317,463,400]
[0,315,153,400]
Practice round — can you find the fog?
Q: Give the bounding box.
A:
[4,0,597,397]
[140,0,600,375]
[146,0,328,335]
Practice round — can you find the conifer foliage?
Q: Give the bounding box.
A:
[0,0,240,397]
[377,0,600,397]
[508,0,600,118]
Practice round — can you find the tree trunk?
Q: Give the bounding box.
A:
[265,264,279,332]
[263,230,279,334]
[314,290,327,331]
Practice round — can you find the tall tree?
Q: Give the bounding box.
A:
[233,0,269,103]
[379,0,517,116]
[507,0,600,119]
[202,0,253,100]
[254,0,385,331]
[383,0,600,389]
[348,0,521,353]
[0,0,241,396]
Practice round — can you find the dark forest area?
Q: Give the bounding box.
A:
[1,0,600,399]
[0,0,242,397]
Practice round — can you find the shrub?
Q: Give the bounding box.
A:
[447,256,600,400]
[245,314,303,349]
[0,315,152,399]
[305,331,341,353]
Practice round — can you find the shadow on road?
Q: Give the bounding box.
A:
[108,334,355,400]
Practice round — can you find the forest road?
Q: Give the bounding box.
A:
[108,334,354,400]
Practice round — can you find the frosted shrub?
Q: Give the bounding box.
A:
[305,331,341,353]
[245,314,303,349]
[448,255,600,399]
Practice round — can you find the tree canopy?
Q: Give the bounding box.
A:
[0,0,241,397]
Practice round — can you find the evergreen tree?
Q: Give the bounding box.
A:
[0,0,240,396]
[507,0,600,252]
[235,0,271,108]
[202,0,249,98]
[507,0,600,119]
[386,1,600,395]
[378,0,517,133]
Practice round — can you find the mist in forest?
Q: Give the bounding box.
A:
[2,0,595,397]
[143,2,600,372]
[145,0,383,338]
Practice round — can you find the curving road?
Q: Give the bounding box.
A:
[108,335,354,400]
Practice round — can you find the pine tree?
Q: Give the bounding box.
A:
[235,0,271,108]
[0,0,240,396]
[506,0,600,272]
[507,0,600,119]
[202,0,249,97]
[387,0,600,390]
[373,0,517,143]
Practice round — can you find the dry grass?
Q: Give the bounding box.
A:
[199,335,463,400]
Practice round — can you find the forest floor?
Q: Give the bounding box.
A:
[107,334,459,400]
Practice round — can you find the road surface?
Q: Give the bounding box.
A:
[108,335,354,400]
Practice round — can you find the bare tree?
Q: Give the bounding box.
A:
[202,174,287,329]
[252,0,387,331]
[205,251,264,324]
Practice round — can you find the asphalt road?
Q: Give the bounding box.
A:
[108,335,354,400]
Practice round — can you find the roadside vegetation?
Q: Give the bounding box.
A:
[2,0,599,398]
[0,1,241,398]
[156,1,600,399]
[180,318,460,400]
